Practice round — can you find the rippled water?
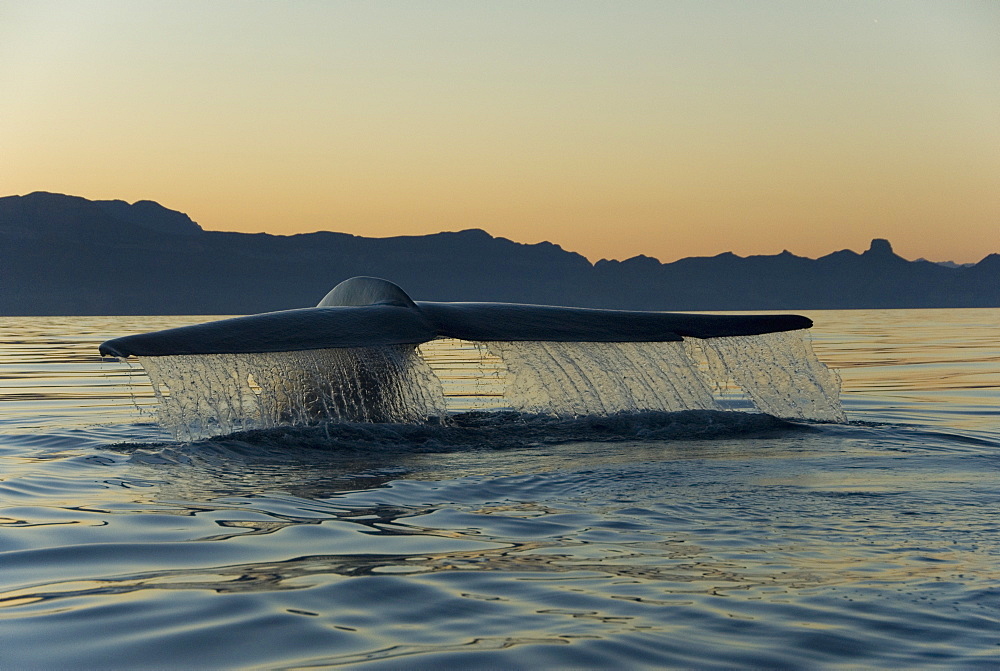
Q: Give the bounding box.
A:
[1,309,998,669]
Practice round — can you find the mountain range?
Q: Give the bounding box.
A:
[1,192,996,315]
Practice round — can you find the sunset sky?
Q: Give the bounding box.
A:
[2,1,997,263]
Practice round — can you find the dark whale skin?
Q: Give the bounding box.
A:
[99,277,811,357]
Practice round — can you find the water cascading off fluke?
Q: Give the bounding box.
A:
[101,276,845,437]
[139,346,448,440]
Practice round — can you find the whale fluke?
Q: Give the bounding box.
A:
[98,277,812,358]
[419,301,809,342]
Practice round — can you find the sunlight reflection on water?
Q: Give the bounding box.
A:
[0,309,998,668]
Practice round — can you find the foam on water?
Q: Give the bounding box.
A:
[136,331,843,438]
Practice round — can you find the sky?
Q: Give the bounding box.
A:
[2,1,998,263]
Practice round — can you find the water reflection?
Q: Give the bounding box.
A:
[804,308,999,431]
[1,311,999,668]
[6,447,998,668]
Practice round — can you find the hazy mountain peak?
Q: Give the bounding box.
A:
[916,258,975,269]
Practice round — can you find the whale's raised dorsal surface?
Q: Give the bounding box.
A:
[99,276,812,358]
[318,276,418,308]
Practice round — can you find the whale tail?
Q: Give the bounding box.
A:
[98,277,848,432]
[98,276,811,358]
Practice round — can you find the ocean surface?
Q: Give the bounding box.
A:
[1,308,997,669]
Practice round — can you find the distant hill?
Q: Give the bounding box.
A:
[1,192,996,315]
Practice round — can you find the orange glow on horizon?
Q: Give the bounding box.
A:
[1,2,997,265]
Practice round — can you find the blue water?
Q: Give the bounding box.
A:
[1,309,998,669]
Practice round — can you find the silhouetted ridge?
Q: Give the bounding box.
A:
[0,193,996,314]
[96,199,203,236]
[0,192,202,240]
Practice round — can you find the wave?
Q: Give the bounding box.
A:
[113,410,809,463]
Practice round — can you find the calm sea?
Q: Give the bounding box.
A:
[1,309,998,669]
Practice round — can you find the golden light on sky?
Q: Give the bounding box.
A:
[2,1,998,263]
